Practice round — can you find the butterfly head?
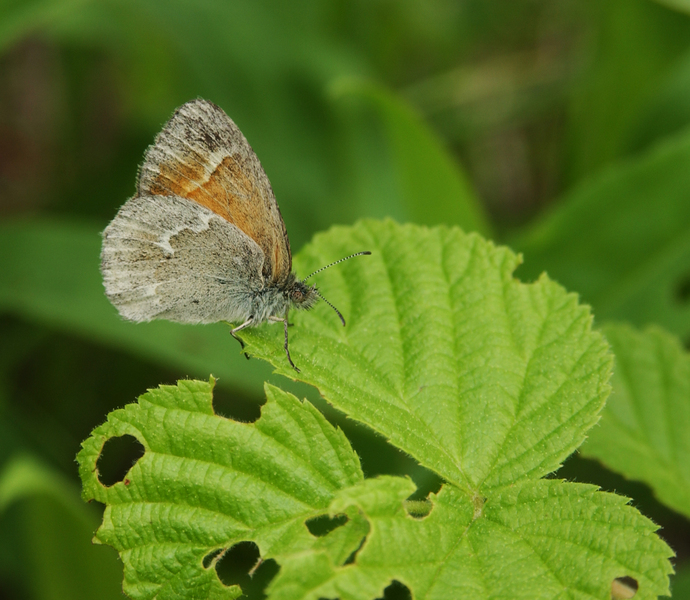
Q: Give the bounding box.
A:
[287,279,319,311]
[286,251,371,325]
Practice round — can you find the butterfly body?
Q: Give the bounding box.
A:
[102,193,317,326]
[101,98,364,371]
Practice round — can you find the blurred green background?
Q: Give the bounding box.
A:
[2,0,690,598]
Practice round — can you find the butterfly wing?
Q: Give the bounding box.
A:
[101,194,266,324]
[137,99,292,285]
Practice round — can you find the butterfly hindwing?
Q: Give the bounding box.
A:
[101,194,265,324]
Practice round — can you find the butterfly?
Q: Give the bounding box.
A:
[100,98,368,372]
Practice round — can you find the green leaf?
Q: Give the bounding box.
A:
[331,79,492,237]
[581,323,690,520]
[270,481,672,600]
[80,380,673,600]
[510,127,690,341]
[78,378,364,600]
[80,222,674,598]
[0,218,273,395]
[244,219,612,492]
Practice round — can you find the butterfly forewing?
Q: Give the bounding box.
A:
[137,99,292,285]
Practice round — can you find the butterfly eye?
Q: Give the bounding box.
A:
[292,290,303,301]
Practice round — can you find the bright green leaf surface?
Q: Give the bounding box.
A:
[80,379,673,600]
[78,378,364,599]
[331,79,492,237]
[270,480,672,600]
[510,127,690,340]
[77,220,673,598]
[244,220,612,493]
[581,324,690,520]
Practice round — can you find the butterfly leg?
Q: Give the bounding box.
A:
[268,311,299,372]
[229,318,253,360]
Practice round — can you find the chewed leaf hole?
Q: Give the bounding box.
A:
[212,386,262,423]
[97,434,145,487]
[210,541,278,597]
[380,579,412,600]
[305,513,348,537]
[612,576,639,599]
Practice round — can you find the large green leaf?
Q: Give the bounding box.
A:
[510,127,690,341]
[79,221,675,599]
[245,220,612,492]
[581,323,690,520]
[78,380,672,599]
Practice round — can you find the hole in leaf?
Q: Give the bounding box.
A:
[305,513,348,537]
[212,386,262,423]
[341,418,443,498]
[676,274,690,303]
[97,434,145,487]
[211,541,279,598]
[379,579,412,600]
[612,576,638,599]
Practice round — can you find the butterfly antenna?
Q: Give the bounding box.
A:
[313,288,346,326]
[303,251,371,327]
[302,251,371,281]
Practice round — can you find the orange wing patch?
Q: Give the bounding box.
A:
[137,99,292,285]
[149,153,283,283]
